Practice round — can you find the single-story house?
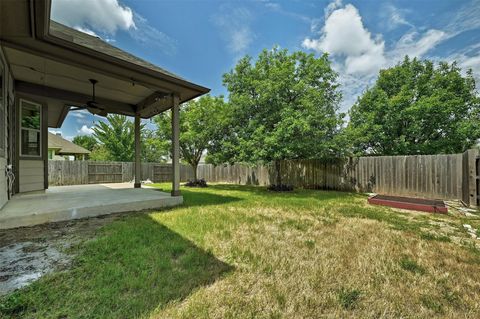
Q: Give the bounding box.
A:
[0,0,209,211]
[48,132,90,160]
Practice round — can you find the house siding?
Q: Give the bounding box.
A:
[16,95,48,193]
[19,160,44,193]
[0,43,13,208]
[0,157,7,207]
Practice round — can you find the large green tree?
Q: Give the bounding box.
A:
[346,57,480,155]
[72,135,98,151]
[209,47,344,184]
[154,95,228,181]
[93,115,137,162]
[89,145,111,161]
[142,129,169,163]
[92,115,167,162]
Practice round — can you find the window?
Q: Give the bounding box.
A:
[20,100,42,157]
[48,149,54,159]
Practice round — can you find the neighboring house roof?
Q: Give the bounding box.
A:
[49,21,184,81]
[48,133,90,155]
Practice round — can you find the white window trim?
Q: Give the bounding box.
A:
[19,99,42,158]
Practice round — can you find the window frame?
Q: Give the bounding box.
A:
[19,99,42,158]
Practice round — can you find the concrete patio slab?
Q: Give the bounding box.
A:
[0,183,182,229]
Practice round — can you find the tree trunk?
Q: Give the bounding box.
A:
[275,160,282,185]
[192,163,198,181]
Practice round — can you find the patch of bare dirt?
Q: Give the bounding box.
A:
[0,213,128,296]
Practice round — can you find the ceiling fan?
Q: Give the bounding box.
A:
[70,79,108,117]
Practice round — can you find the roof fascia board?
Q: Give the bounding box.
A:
[31,0,209,100]
[43,34,210,97]
[55,105,70,128]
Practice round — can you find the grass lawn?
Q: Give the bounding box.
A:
[2,184,480,318]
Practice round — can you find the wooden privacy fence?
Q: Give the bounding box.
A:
[48,149,479,206]
[197,163,270,185]
[195,150,479,205]
[275,153,472,202]
[48,161,194,186]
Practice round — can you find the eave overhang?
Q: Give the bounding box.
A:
[0,0,210,124]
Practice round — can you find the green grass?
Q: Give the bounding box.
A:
[1,184,480,318]
[337,288,361,309]
[399,257,426,275]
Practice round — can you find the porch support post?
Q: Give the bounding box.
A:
[134,114,141,188]
[171,95,181,196]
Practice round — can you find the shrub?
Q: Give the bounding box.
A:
[184,179,208,188]
[267,184,294,192]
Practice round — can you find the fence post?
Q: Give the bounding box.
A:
[463,149,479,207]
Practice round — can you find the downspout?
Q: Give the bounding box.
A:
[5,164,15,200]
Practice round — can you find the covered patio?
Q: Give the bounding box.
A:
[0,183,182,230]
[0,0,209,228]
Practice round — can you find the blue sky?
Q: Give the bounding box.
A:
[50,0,480,140]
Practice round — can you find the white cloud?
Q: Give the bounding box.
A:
[73,26,99,37]
[213,7,254,54]
[48,130,74,141]
[446,0,480,34]
[48,129,63,135]
[301,1,477,112]
[69,110,88,119]
[392,29,447,60]
[443,43,480,83]
[51,0,135,34]
[324,0,342,18]
[460,55,480,72]
[128,13,177,55]
[230,28,253,53]
[78,125,94,136]
[302,3,386,76]
[383,4,412,30]
[260,0,313,25]
[257,0,280,11]
[51,0,176,54]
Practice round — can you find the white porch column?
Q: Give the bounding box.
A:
[171,95,181,196]
[134,114,141,188]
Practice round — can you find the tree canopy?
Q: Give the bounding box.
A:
[92,115,137,162]
[154,95,228,180]
[72,135,98,152]
[346,56,480,155]
[208,48,344,176]
[91,115,167,162]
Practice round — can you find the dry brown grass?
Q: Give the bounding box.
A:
[2,184,480,319]
[150,186,480,319]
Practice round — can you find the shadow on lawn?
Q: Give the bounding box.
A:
[152,185,244,208]
[205,184,358,201]
[0,215,233,319]
[180,188,243,207]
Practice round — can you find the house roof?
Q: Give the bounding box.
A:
[0,0,210,124]
[49,21,184,81]
[48,133,90,155]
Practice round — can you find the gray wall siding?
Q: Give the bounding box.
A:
[19,160,44,193]
[0,158,7,208]
[0,43,13,208]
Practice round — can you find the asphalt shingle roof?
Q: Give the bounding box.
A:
[48,132,90,155]
[49,21,185,81]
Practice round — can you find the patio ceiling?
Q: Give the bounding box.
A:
[0,0,210,127]
[5,46,157,127]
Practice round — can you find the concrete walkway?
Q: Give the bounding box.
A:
[0,183,182,229]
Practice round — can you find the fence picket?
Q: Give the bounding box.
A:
[47,149,479,203]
